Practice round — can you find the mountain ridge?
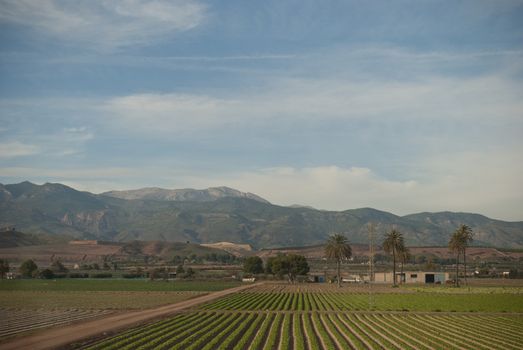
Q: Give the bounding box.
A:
[102,186,270,204]
[1,181,522,249]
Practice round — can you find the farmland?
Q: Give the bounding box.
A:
[77,283,523,350]
[82,310,523,350]
[0,279,240,292]
[0,279,239,342]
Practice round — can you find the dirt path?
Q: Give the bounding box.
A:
[0,283,260,350]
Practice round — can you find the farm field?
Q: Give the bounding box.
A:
[77,283,523,349]
[81,310,523,350]
[0,279,240,292]
[203,287,523,312]
[0,279,239,342]
[0,309,114,339]
[0,291,205,310]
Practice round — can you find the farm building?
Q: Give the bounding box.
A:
[374,271,449,284]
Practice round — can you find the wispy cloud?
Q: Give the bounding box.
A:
[0,141,40,158]
[0,0,207,50]
[102,74,523,134]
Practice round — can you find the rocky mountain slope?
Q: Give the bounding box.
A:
[1,181,522,248]
[102,186,269,204]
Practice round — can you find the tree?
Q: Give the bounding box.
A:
[449,224,474,287]
[184,267,195,278]
[40,269,54,279]
[265,256,277,274]
[243,256,264,275]
[19,259,38,278]
[457,224,474,285]
[324,234,352,287]
[0,259,9,279]
[398,245,410,284]
[51,260,68,273]
[267,254,309,282]
[382,229,404,287]
[176,265,185,275]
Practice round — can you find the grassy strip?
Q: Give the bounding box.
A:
[0,280,240,292]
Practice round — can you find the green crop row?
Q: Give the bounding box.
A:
[202,291,523,312]
[84,312,523,350]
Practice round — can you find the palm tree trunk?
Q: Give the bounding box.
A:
[400,260,404,285]
[463,248,467,286]
[337,259,341,288]
[455,252,459,287]
[392,248,396,287]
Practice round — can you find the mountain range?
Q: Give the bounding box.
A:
[1,181,522,249]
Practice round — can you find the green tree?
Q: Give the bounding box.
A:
[184,267,195,278]
[0,259,9,279]
[243,256,264,275]
[382,229,404,287]
[268,254,309,283]
[398,245,410,284]
[324,234,352,287]
[176,265,185,275]
[19,259,38,278]
[449,224,474,287]
[51,260,68,273]
[40,268,54,279]
[265,256,277,274]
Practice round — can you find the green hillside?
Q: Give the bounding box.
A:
[1,182,522,248]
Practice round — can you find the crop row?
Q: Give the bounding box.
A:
[83,311,523,350]
[0,308,113,338]
[202,291,523,312]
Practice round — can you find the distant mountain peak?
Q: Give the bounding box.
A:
[101,186,270,204]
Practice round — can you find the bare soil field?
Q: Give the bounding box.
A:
[0,283,260,350]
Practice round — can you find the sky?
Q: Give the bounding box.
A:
[0,0,522,220]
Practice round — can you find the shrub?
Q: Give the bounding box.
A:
[40,269,54,279]
[68,273,89,278]
[89,273,112,278]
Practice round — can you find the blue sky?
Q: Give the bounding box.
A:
[0,0,522,220]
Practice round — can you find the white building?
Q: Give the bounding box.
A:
[374,271,449,284]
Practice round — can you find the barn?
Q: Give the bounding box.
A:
[374,271,449,284]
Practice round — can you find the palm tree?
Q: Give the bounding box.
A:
[451,224,474,286]
[449,230,462,287]
[325,233,352,287]
[382,229,404,287]
[398,244,410,285]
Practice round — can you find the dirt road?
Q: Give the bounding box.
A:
[0,283,260,350]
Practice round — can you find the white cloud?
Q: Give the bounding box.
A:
[0,0,207,49]
[102,74,523,133]
[178,158,523,221]
[0,141,40,158]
